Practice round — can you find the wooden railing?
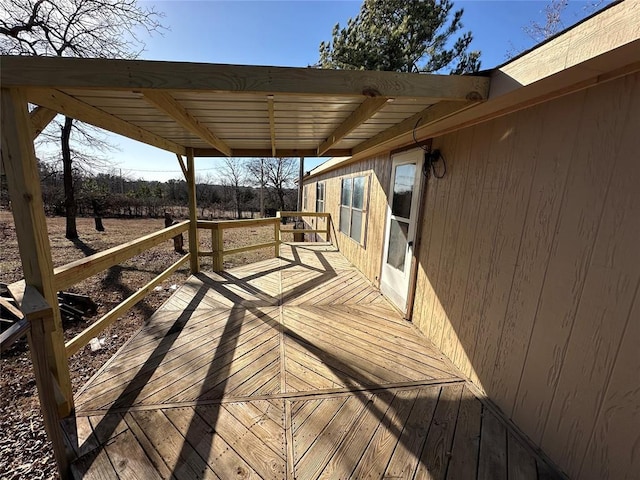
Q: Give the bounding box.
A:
[197,212,331,271]
[277,211,331,242]
[3,212,330,478]
[53,221,191,357]
[197,217,280,271]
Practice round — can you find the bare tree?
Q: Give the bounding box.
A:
[264,157,297,211]
[247,158,267,217]
[220,158,247,219]
[0,0,164,239]
[506,0,611,61]
[523,0,569,43]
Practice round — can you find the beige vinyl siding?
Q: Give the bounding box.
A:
[412,71,640,480]
[305,154,391,286]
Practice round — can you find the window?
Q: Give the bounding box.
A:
[340,176,367,243]
[315,182,325,213]
[302,185,308,211]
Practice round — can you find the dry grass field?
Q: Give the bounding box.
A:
[0,211,279,479]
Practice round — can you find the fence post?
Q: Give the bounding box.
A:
[274,212,281,257]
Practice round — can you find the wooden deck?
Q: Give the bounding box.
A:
[64,244,561,479]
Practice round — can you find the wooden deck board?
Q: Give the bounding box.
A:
[68,244,562,479]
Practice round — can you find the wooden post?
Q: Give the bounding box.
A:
[211,226,216,271]
[0,88,73,415]
[217,224,225,271]
[23,287,70,479]
[297,157,304,211]
[211,223,224,272]
[186,148,199,273]
[275,213,281,257]
[325,213,331,244]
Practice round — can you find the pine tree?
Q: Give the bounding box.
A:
[318,0,480,74]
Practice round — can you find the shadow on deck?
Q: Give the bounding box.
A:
[63,244,561,479]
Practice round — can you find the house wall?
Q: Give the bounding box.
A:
[412,71,640,479]
[304,154,391,287]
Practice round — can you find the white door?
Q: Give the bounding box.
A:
[380,149,423,312]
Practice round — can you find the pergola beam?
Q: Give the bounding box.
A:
[26,88,186,155]
[30,106,57,140]
[143,91,232,157]
[352,100,481,156]
[193,148,353,158]
[317,96,389,156]
[1,55,491,101]
[175,154,188,180]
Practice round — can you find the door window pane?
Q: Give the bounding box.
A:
[350,209,362,243]
[352,177,365,209]
[387,219,409,271]
[391,163,416,219]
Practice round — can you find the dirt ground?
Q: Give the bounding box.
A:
[0,211,277,479]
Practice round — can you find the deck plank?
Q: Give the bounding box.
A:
[68,244,562,480]
[478,407,508,480]
[384,386,440,479]
[415,383,464,479]
[349,389,418,479]
[127,409,212,479]
[445,385,482,480]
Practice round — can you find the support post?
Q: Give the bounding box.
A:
[325,214,331,244]
[1,88,73,415]
[297,157,304,211]
[186,148,199,274]
[23,287,70,479]
[275,212,281,257]
[212,224,224,272]
[211,227,216,271]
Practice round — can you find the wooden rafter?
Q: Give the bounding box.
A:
[1,56,490,100]
[352,100,480,156]
[317,96,389,156]
[29,106,57,140]
[193,148,353,158]
[175,154,188,179]
[26,88,186,155]
[267,95,276,156]
[143,91,232,157]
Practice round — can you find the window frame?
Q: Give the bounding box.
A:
[302,184,308,211]
[315,181,325,213]
[339,175,368,245]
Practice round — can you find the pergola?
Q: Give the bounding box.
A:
[2,3,639,474]
[1,55,489,158]
[0,58,489,475]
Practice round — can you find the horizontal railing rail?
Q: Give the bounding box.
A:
[277,211,331,242]
[197,212,331,271]
[64,252,190,357]
[53,221,189,291]
[43,221,191,357]
[197,217,280,271]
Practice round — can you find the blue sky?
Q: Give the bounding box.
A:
[52,1,601,182]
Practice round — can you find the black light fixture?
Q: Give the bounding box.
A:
[423,148,446,179]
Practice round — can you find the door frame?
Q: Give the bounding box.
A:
[379,148,425,314]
